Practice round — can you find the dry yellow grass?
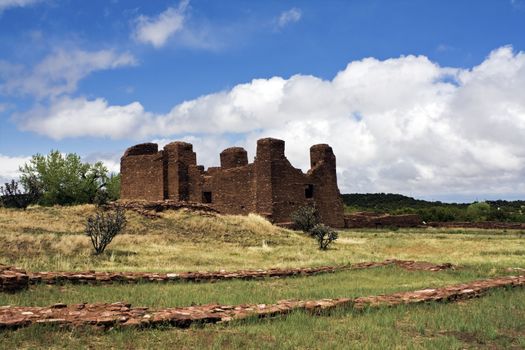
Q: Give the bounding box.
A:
[0,205,524,273]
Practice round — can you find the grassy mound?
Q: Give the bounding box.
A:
[0,205,303,272]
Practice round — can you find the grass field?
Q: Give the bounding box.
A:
[1,205,524,349]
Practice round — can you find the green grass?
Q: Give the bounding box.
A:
[0,205,524,349]
[1,288,523,349]
[0,267,490,308]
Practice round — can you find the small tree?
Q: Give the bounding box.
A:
[85,207,126,255]
[466,201,491,222]
[291,205,319,232]
[0,179,41,209]
[310,224,338,250]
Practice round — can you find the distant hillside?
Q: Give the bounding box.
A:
[341,193,466,211]
[341,193,525,223]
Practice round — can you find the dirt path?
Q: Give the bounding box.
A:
[1,260,454,292]
[1,274,522,330]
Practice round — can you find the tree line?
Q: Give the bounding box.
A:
[342,193,525,223]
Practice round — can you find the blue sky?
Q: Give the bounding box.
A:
[1,0,525,202]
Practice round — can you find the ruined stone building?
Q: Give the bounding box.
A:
[120,138,345,228]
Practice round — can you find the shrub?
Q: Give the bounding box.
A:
[0,179,41,209]
[466,201,491,222]
[291,205,319,232]
[85,207,126,255]
[310,223,338,250]
[92,189,110,206]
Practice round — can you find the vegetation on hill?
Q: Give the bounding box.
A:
[342,193,525,222]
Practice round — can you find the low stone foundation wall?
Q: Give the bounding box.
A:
[0,265,28,293]
[344,212,422,228]
[1,275,522,330]
[0,260,454,293]
[426,221,525,230]
[105,200,218,218]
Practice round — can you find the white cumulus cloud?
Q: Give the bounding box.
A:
[133,0,189,48]
[277,8,302,28]
[16,96,152,139]
[0,154,30,185]
[14,46,525,197]
[0,49,136,99]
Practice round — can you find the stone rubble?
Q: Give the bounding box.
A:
[0,275,522,330]
[0,265,28,293]
[0,259,455,293]
[104,200,218,219]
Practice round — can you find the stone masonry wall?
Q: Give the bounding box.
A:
[120,143,164,201]
[120,138,346,227]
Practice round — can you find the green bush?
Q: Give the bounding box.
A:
[291,205,319,232]
[310,223,338,250]
[19,150,119,206]
[416,206,467,222]
[466,201,491,222]
[85,207,126,255]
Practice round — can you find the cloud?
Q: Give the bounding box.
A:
[0,49,136,99]
[16,96,152,139]
[14,46,525,197]
[276,8,302,28]
[83,152,121,174]
[0,154,30,185]
[0,0,41,13]
[133,0,189,48]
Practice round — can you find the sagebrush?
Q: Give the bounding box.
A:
[310,223,338,250]
[85,207,126,255]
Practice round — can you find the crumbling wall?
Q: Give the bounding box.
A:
[120,143,164,201]
[203,164,256,215]
[164,142,196,201]
[308,144,345,228]
[120,138,346,228]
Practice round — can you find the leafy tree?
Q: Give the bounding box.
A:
[19,150,111,206]
[466,201,491,222]
[105,173,121,201]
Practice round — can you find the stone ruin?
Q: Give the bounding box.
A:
[120,137,345,228]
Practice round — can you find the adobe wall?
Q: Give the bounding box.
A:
[202,164,256,215]
[308,144,345,228]
[120,143,164,201]
[120,138,346,228]
[164,142,196,201]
